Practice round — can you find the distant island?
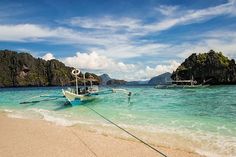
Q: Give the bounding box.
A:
[148,72,172,85]
[99,74,112,85]
[0,50,100,87]
[99,72,172,86]
[172,50,236,85]
[99,74,126,86]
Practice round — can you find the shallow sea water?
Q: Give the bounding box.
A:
[0,86,235,157]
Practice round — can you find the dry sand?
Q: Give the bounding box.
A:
[0,113,204,157]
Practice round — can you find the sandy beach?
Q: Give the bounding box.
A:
[0,113,204,157]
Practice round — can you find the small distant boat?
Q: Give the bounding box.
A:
[154,76,209,89]
[154,83,207,89]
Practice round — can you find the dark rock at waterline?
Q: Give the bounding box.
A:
[171,50,236,85]
[0,50,100,87]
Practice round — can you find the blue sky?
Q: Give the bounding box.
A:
[0,0,236,80]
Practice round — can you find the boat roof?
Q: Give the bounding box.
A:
[167,80,196,83]
[70,78,98,83]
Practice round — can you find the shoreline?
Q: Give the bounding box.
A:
[0,113,204,157]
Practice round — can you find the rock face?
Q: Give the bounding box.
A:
[99,73,126,86]
[0,50,100,87]
[84,72,101,85]
[171,50,236,85]
[99,74,112,85]
[148,72,172,85]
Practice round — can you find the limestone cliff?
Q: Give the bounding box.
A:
[0,50,100,87]
[171,50,236,85]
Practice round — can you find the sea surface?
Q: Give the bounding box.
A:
[0,86,235,157]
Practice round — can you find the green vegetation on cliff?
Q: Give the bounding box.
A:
[171,50,236,85]
[0,50,100,87]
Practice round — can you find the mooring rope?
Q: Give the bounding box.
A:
[83,105,168,157]
[68,128,98,157]
[19,94,65,104]
[19,98,59,104]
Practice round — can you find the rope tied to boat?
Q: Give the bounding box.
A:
[83,105,169,157]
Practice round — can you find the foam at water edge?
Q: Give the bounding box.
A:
[30,108,81,126]
[196,149,234,157]
[7,113,28,119]
[94,122,236,157]
[2,107,98,127]
[2,109,30,119]
[3,109,13,113]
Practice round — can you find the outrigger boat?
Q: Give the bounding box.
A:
[62,69,132,105]
[62,69,100,105]
[154,76,209,89]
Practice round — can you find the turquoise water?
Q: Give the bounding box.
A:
[0,86,236,157]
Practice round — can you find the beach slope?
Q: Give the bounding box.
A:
[0,114,203,157]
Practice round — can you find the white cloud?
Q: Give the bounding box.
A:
[42,53,55,61]
[89,43,169,59]
[155,5,179,16]
[67,1,236,35]
[69,16,141,31]
[63,51,135,71]
[62,51,179,81]
[173,29,236,59]
[145,0,236,32]
[0,24,54,41]
[0,24,131,48]
[115,60,179,81]
[138,61,180,80]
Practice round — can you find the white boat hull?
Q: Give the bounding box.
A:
[62,89,95,105]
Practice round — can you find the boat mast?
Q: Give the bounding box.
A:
[83,73,86,87]
[76,74,78,94]
[191,75,194,86]
[88,75,93,88]
[71,69,80,95]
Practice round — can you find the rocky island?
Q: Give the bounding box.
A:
[171,50,236,85]
[148,72,172,85]
[0,50,100,87]
[99,73,127,86]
